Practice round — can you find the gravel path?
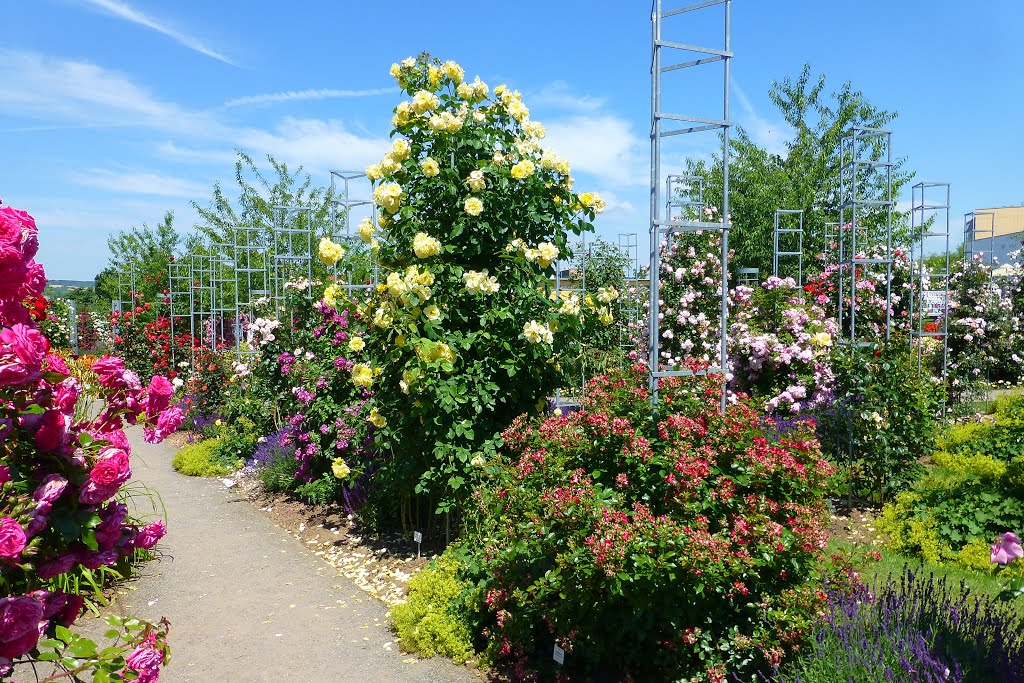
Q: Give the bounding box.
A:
[98,429,478,683]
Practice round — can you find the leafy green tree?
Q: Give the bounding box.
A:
[684,64,913,278]
[94,211,179,305]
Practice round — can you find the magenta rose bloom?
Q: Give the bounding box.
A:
[33,474,68,504]
[0,518,26,561]
[143,405,184,444]
[35,409,67,452]
[24,502,52,538]
[29,591,81,627]
[53,378,81,414]
[18,261,46,300]
[0,596,43,659]
[0,465,9,485]
[134,520,167,550]
[0,206,37,257]
[0,247,27,293]
[95,502,129,550]
[126,633,164,683]
[991,531,1024,565]
[145,375,174,418]
[36,553,78,580]
[79,446,132,504]
[0,299,29,328]
[80,550,118,570]
[0,324,48,387]
[45,353,70,376]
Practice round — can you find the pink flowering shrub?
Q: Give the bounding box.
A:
[0,204,175,678]
[804,242,912,341]
[453,365,835,681]
[637,209,730,369]
[729,277,837,415]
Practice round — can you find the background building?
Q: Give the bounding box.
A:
[965,205,1024,264]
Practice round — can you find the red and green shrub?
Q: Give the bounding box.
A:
[454,365,836,681]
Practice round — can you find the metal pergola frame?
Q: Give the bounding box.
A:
[908,182,951,380]
[837,126,895,345]
[773,209,804,284]
[963,210,996,268]
[649,0,732,412]
[330,171,379,297]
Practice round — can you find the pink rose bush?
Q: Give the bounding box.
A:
[638,214,731,369]
[729,277,838,415]
[0,203,173,678]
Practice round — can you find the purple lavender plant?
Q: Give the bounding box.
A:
[773,568,1024,682]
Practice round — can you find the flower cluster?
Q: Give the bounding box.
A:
[729,277,837,414]
[0,204,178,678]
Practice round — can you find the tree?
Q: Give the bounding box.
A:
[94,211,179,305]
[684,64,913,279]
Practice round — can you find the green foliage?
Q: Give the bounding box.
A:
[879,392,1024,570]
[818,337,943,501]
[28,615,170,683]
[391,554,475,663]
[171,439,232,477]
[210,417,258,470]
[95,211,178,305]
[258,453,300,494]
[452,367,836,681]
[684,64,912,276]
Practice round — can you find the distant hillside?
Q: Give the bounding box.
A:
[46,280,94,289]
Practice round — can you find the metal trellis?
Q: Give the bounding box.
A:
[773,209,804,284]
[908,182,951,380]
[649,0,732,412]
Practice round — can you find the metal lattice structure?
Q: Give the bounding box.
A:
[773,209,804,284]
[837,126,895,344]
[554,236,589,398]
[190,253,216,351]
[330,171,379,297]
[963,210,996,268]
[232,226,271,358]
[649,0,732,411]
[737,267,760,287]
[824,221,840,266]
[909,182,951,378]
[67,301,79,355]
[666,174,705,220]
[167,260,194,367]
[618,232,641,366]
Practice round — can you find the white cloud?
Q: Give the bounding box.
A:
[70,169,210,197]
[0,50,220,135]
[235,118,391,174]
[80,0,234,65]
[157,141,238,165]
[222,88,396,109]
[545,114,646,186]
[731,80,792,157]
[529,81,607,113]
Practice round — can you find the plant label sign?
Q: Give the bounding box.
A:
[920,290,950,317]
[553,644,565,665]
[413,531,422,543]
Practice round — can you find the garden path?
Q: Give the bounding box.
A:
[91,428,478,683]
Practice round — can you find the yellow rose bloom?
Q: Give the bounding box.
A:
[424,304,441,321]
[536,241,559,268]
[393,101,412,127]
[597,286,619,303]
[348,336,365,353]
[332,458,351,479]
[412,90,440,115]
[522,320,554,345]
[523,121,546,139]
[811,332,833,347]
[373,306,393,328]
[510,160,536,180]
[466,169,486,191]
[357,217,375,243]
[420,156,440,177]
[579,191,596,208]
[401,56,415,68]
[318,237,345,266]
[427,65,442,86]
[390,138,411,161]
[323,284,339,307]
[442,60,464,84]
[372,182,403,214]
[412,232,441,259]
[351,363,374,388]
[367,408,387,429]
[389,63,402,79]
[464,196,483,216]
[598,307,614,326]
[365,163,383,180]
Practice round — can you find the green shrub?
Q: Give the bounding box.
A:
[391,554,475,663]
[819,337,943,501]
[879,393,1024,572]
[452,366,836,681]
[210,417,258,469]
[172,439,231,477]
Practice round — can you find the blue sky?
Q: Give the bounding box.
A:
[2,0,1022,279]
